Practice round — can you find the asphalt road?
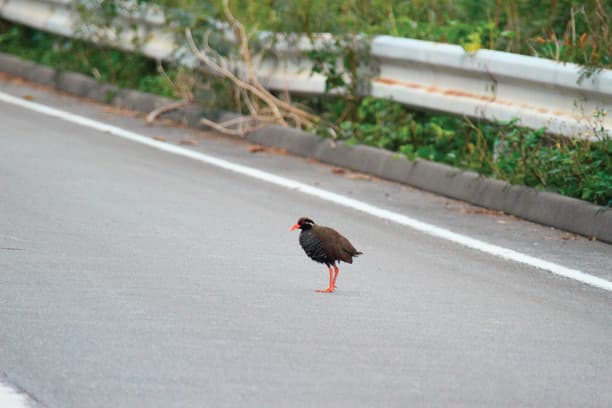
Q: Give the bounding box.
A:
[1,79,611,407]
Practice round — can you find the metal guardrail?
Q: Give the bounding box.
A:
[370,37,611,139]
[0,0,177,60]
[1,0,610,139]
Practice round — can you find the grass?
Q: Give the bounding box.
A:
[109,0,610,71]
[162,0,611,70]
[322,96,611,206]
[0,22,176,97]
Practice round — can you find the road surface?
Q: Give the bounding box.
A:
[1,77,611,407]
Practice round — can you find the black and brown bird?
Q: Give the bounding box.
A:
[289,217,362,293]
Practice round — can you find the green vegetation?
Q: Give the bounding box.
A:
[157,0,611,70]
[332,97,611,205]
[1,0,611,206]
[0,21,177,97]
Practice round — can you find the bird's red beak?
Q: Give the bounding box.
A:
[289,223,300,232]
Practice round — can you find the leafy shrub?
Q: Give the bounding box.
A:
[0,22,176,97]
[330,97,611,206]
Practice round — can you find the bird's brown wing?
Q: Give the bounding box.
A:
[313,226,361,264]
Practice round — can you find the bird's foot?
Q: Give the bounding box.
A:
[316,287,335,293]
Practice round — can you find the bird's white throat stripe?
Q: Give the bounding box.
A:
[0,381,31,408]
[1,90,610,292]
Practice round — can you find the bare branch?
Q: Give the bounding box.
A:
[240,87,259,117]
[200,117,260,136]
[146,100,190,124]
[218,115,258,128]
[186,27,288,126]
[183,3,320,135]
[211,4,319,123]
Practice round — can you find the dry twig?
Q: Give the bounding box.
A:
[182,0,318,136]
[146,60,195,124]
[146,100,191,124]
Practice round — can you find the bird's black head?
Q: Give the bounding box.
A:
[289,217,315,231]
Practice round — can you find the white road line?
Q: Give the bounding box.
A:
[0,382,31,408]
[1,90,611,293]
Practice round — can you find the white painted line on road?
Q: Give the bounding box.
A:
[0,382,31,408]
[1,90,611,292]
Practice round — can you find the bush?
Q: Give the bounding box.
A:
[329,97,611,206]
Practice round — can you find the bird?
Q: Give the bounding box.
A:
[289,217,362,293]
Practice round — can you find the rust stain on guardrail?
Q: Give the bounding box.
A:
[373,77,580,120]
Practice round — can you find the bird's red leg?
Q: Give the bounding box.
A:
[332,265,339,289]
[316,267,335,293]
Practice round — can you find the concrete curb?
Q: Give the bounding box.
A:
[1,52,610,244]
